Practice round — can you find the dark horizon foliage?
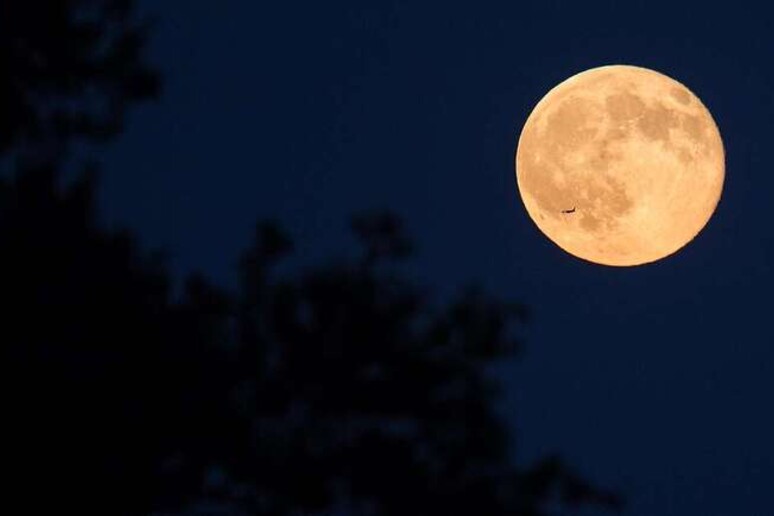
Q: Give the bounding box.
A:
[0,0,159,163]
[1,1,623,514]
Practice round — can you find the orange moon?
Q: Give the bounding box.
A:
[515,65,724,266]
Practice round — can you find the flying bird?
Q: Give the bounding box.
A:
[561,207,576,214]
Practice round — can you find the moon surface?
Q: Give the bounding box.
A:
[515,65,724,266]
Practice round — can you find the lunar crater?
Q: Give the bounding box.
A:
[670,87,691,105]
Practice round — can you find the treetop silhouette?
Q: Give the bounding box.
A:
[2,1,623,514]
[0,0,159,162]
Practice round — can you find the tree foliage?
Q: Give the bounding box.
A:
[1,1,622,514]
[0,0,159,161]
[2,174,621,513]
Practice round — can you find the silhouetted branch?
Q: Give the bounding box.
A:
[0,0,159,162]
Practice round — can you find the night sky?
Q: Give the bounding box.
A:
[100,1,773,514]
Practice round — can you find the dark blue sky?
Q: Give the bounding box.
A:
[100,1,774,514]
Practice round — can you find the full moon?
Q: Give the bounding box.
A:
[515,65,724,266]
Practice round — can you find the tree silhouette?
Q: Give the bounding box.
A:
[180,212,623,515]
[0,0,159,163]
[3,162,174,513]
[2,173,622,514]
[1,1,623,514]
